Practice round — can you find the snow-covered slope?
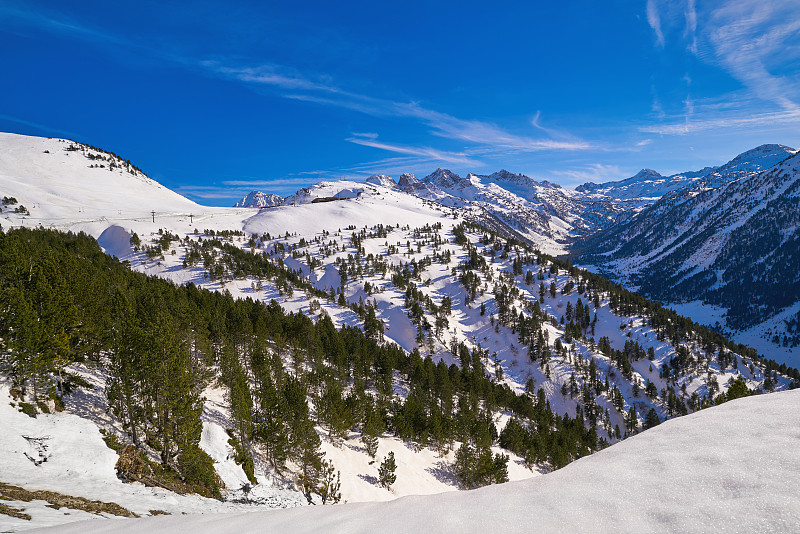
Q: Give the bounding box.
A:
[364,174,399,189]
[0,133,199,221]
[397,172,448,200]
[234,191,283,208]
[575,149,800,366]
[282,180,368,205]
[33,389,800,534]
[699,144,796,189]
[0,377,305,534]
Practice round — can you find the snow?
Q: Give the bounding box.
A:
[364,174,398,189]
[0,376,305,533]
[2,131,798,531]
[316,434,539,505]
[669,300,800,368]
[96,225,133,259]
[28,390,800,534]
[0,133,198,223]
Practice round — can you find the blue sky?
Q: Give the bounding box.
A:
[2,0,799,205]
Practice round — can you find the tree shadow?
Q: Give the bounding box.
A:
[425,460,459,487]
[357,473,378,486]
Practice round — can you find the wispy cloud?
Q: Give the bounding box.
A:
[208,61,592,156]
[347,136,480,166]
[391,101,592,151]
[651,95,666,119]
[707,0,800,113]
[221,177,324,187]
[647,0,665,47]
[351,132,378,140]
[173,185,246,200]
[640,107,800,135]
[0,4,127,46]
[643,0,800,136]
[176,177,329,200]
[3,2,593,172]
[684,0,698,53]
[552,163,625,185]
[0,114,80,138]
[203,62,341,94]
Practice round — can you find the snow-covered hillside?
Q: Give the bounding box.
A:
[575,149,800,367]
[31,389,800,534]
[0,133,199,221]
[1,132,797,532]
[364,174,399,189]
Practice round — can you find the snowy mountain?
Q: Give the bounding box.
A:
[234,191,283,208]
[0,132,798,532]
[699,143,796,189]
[281,180,368,205]
[575,144,795,208]
[0,133,199,224]
[403,168,625,254]
[35,389,800,534]
[396,171,447,200]
[575,167,713,205]
[232,167,629,257]
[364,174,398,189]
[578,168,664,194]
[575,149,800,366]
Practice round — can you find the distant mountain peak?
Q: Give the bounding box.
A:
[234,191,283,208]
[365,174,398,189]
[423,168,463,188]
[721,144,795,169]
[634,168,662,179]
[397,172,419,188]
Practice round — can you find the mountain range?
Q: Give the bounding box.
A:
[235,143,799,364]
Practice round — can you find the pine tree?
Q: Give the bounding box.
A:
[643,408,661,430]
[317,459,342,504]
[319,377,351,442]
[361,407,382,460]
[378,451,397,489]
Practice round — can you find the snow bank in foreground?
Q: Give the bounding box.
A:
[30,390,800,533]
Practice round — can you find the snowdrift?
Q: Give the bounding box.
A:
[30,390,800,533]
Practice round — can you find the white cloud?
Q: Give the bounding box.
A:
[205,59,593,157]
[639,107,800,134]
[0,114,79,138]
[707,0,800,113]
[552,163,624,184]
[647,0,665,47]
[222,177,323,187]
[204,62,341,94]
[643,0,800,136]
[684,0,698,53]
[346,137,480,166]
